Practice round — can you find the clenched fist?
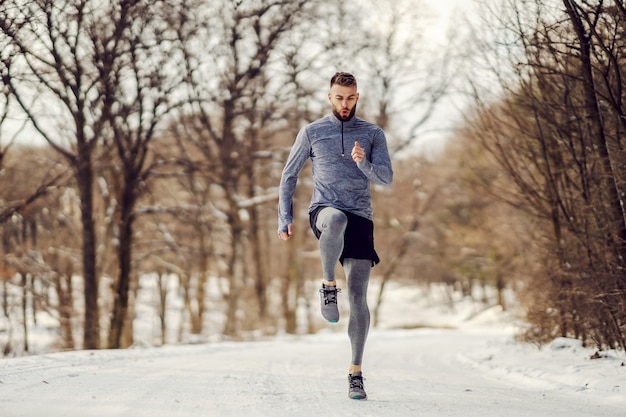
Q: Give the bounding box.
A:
[351,141,365,163]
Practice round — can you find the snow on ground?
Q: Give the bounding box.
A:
[1,281,625,417]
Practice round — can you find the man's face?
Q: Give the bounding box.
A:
[328,84,359,121]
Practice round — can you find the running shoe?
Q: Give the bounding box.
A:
[319,283,340,323]
[348,372,367,400]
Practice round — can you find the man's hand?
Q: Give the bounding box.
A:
[278,223,293,240]
[351,141,365,163]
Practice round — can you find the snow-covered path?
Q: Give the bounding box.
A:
[1,322,624,417]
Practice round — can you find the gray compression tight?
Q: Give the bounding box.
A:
[316,207,372,366]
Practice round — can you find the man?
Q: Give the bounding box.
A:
[277,72,393,400]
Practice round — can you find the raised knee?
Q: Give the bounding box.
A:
[325,211,348,233]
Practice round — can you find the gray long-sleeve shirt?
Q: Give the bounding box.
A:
[278,114,393,233]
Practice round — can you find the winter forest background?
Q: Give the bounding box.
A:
[1,0,626,356]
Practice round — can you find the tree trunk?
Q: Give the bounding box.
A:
[107,182,136,348]
[76,155,99,350]
[283,235,299,335]
[157,272,168,345]
[20,272,28,353]
[223,216,244,337]
[563,0,626,259]
[54,272,75,350]
[191,234,208,335]
[249,204,269,320]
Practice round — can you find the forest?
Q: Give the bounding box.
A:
[1,0,625,356]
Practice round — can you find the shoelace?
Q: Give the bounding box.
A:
[349,375,365,389]
[319,286,341,305]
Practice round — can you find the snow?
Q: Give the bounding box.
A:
[1,281,625,417]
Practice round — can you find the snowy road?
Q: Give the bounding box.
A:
[1,324,624,417]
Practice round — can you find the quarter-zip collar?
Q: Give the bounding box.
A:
[330,114,358,157]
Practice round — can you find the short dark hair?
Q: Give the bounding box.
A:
[330,72,357,88]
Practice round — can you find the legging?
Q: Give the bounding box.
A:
[316,207,371,366]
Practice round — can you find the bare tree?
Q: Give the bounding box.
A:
[356,0,460,155]
[466,0,626,349]
[0,0,115,349]
[171,0,327,336]
[97,0,189,349]
[0,0,193,349]
[0,146,80,354]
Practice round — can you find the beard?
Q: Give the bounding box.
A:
[333,104,357,121]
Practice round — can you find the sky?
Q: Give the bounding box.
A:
[424,0,472,32]
[1,281,625,417]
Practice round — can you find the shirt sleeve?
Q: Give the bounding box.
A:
[356,128,393,186]
[277,126,311,233]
